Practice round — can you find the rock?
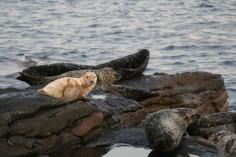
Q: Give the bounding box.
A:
[0,70,229,156]
[210,131,236,157]
[120,109,147,126]
[71,112,104,137]
[144,108,196,152]
[188,112,236,138]
[0,90,63,126]
[87,126,150,148]
[8,136,40,149]
[0,88,141,157]
[115,72,228,114]
[10,102,95,137]
[17,49,149,85]
[50,127,218,157]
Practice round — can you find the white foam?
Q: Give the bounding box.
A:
[189,154,200,157]
[91,94,107,100]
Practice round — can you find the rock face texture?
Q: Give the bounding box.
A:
[0,89,144,157]
[0,51,229,157]
[114,71,228,114]
[0,71,228,157]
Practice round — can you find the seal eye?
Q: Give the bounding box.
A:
[86,76,89,79]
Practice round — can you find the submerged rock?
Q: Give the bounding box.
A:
[144,108,196,152]
[210,131,236,157]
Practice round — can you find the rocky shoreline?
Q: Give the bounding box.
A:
[0,50,234,157]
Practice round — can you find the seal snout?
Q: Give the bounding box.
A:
[90,80,95,84]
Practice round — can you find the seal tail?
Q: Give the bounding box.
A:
[17,72,47,85]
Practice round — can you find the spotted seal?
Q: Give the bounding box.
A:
[144,108,197,152]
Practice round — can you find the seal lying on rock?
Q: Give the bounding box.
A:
[37,72,97,102]
[17,49,149,85]
[210,131,236,157]
[188,112,236,138]
[144,108,197,152]
[21,68,120,88]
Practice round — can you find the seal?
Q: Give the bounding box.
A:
[144,108,197,152]
[22,68,120,88]
[17,49,149,85]
[210,131,236,157]
[37,72,97,102]
[188,112,236,138]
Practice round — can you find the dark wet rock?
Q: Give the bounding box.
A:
[144,108,196,152]
[0,87,142,157]
[114,71,228,114]
[0,70,229,156]
[210,131,236,157]
[71,112,104,137]
[0,126,9,137]
[49,127,218,157]
[10,102,96,137]
[0,90,63,126]
[17,49,149,85]
[87,126,150,148]
[188,112,236,138]
[8,136,40,149]
[120,109,147,126]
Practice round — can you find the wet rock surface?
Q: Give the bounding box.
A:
[114,72,228,114]
[0,51,229,157]
[0,70,228,157]
[49,126,218,157]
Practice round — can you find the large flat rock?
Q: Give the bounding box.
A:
[0,71,229,157]
[114,71,228,114]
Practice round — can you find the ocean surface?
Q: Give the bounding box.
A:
[0,0,235,156]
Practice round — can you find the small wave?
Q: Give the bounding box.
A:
[21,56,37,67]
[221,60,236,66]
[161,45,197,50]
[161,55,188,59]
[227,88,236,92]
[173,61,185,65]
[198,3,214,8]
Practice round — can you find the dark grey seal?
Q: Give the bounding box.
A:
[144,108,196,152]
[188,112,236,138]
[17,68,120,88]
[210,131,236,157]
[17,49,149,85]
